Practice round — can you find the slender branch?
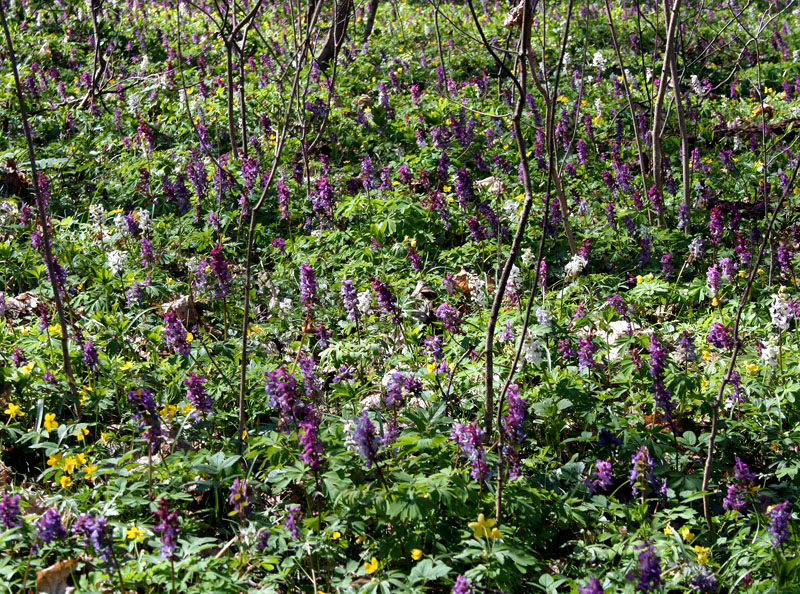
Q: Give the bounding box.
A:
[0,3,77,397]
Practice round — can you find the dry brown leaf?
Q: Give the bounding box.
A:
[36,559,78,594]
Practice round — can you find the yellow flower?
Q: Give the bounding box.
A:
[185,331,194,342]
[355,534,367,545]
[679,526,695,542]
[702,350,711,361]
[126,526,146,541]
[74,427,89,441]
[331,531,342,540]
[442,185,452,192]
[63,456,78,475]
[120,361,134,371]
[364,557,379,574]
[4,402,24,419]
[47,453,62,467]
[636,275,644,284]
[693,545,710,564]
[711,297,719,307]
[738,270,746,278]
[556,95,569,103]
[663,526,674,536]
[20,362,35,374]
[745,362,759,374]
[59,475,72,488]
[411,548,423,561]
[75,453,87,466]
[427,362,437,374]
[83,463,98,479]
[43,413,58,432]
[490,527,502,540]
[468,513,496,539]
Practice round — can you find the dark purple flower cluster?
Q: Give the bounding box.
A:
[629,445,656,499]
[450,421,489,481]
[277,178,292,219]
[372,277,402,324]
[128,387,163,453]
[588,459,613,494]
[265,366,302,428]
[353,411,381,469]
[284,505,303,539]
[205,243,232,298]
[578,577,604,594]
[185,372,214,418]
[37,508,66,544]
[82,339,100,372]
[228,478,249,517]
[689,570,718,592]
[722,457,757,512]
[627,541,663,592]
[452,575,473,594]
[154,498,180,559]
[676,330,697,363]
[299,408,326,473]
[299,263,318,307]
[578,333,599,371]
[0,493,22,529]
[435,302,461,334]
[163,310,191,356]
[341,280,360,322]
[768,500,791,548]
[648,334,675,421]
[707,323,735,350]
[72,513,112,562]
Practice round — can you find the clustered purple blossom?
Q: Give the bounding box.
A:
[707,323,735,350]
[768,500,791,548]
[82,339,100,372]
[627,541,663,592]
[372,277,402,324]
[353,411,382,469]
[722,457,757,513]
[72,513,112,562]
[450,421,489,481]
[163,310,191,356]
[676,330,697,363]
[341,280,360,322]
[37,508,66,544]
[578,577,604,594]
[185,372,214,418]
[265,366,302,428]
[452,575,473,594]
[128,387,162,453]
[629,445,656,499]
[648,334,676,422]
[435,302,461,333]
[203,243,232,298]
[298,408,326,473]
[299,263,318,307]
[501,384,529,477]
[578,333,599,371]
[0,493,22,529]
[689,570,718,592]
[284,505,303,539]
[228,478,249,517]
[153,497,180,559]
[588,460,613,494]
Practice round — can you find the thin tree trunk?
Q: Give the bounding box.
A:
[363,0,379,42]
[666,0,691,233]
[316,0,353,69]
[650,0,681,228]
[0,4,77,397]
